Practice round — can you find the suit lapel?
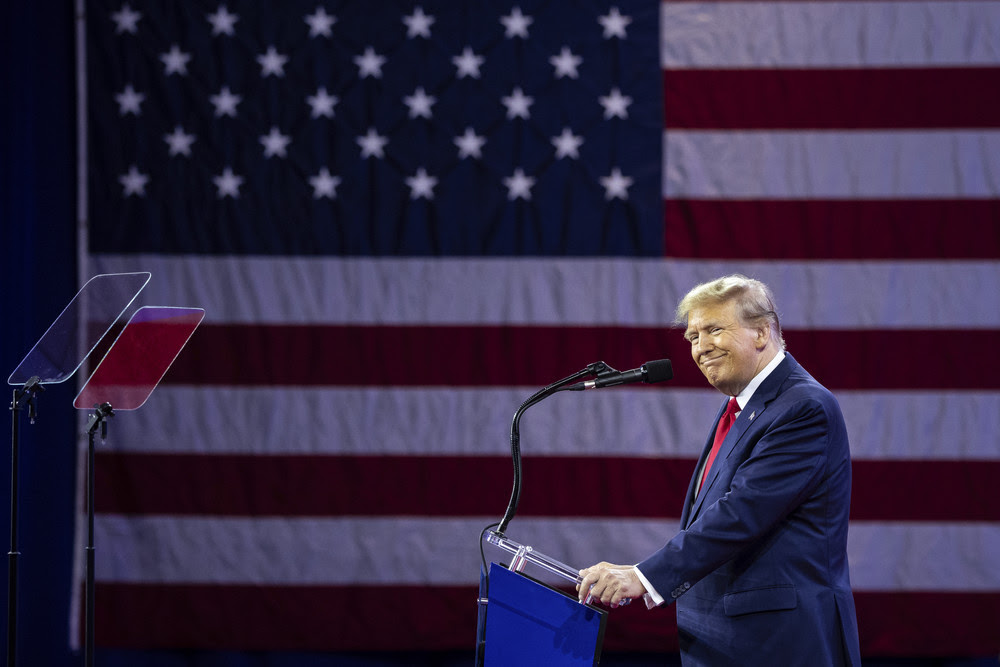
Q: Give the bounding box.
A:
[688,400,759,519]
[686,354,800,523]
[680,401,727,528]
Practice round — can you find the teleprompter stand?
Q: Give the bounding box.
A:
[6,272,203,667]
[72,305,205,667]
[6,272,150,667]
[82,403,114,667]
[7,377,43,667]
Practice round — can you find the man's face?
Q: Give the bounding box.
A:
[684,299,765,396]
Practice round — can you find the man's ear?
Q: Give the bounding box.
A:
[755,324,770,349]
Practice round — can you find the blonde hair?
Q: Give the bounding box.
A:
[676,274,786,349]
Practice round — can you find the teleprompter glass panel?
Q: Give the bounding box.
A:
[73,306,205,411]
[8,272,151,385]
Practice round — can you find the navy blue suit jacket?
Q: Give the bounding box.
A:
[637,353,861,666]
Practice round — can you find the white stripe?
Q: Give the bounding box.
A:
[103,387,719,457]
[849,522,1000,592]
[89,255,1000,329]
[94,515,1000,591]
[661,2,1000,68]
[93,516,669,586]
[665,130,1000,198]
[105,386,1000,461]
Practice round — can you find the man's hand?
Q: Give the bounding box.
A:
[577,562,647,607]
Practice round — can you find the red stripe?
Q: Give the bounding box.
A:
[850,460,1000,522]
[93,454,694,518]
[166,325,1000,390]
[93,583,1000,655]
[665,199,1000,260]
[855,592,1000,657]
[95,453,1000,522]
[664,68,1000,129]
[93,584,482,652]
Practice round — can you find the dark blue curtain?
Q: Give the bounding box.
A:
[0,1,78,666]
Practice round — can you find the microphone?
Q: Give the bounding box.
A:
[568,359,673,390]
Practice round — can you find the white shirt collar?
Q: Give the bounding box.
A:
[734,349,785,411]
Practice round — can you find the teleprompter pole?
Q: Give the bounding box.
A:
[7,377,43,667]
[83,402,113,667]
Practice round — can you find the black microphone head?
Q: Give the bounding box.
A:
[642,359,673,384]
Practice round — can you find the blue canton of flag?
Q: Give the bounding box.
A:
[89,0,663,257]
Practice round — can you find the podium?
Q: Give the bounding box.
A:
[478,359,670,664]
[484,563,606,666]
[479,532,608,666]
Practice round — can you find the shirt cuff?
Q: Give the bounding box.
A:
[633,565,664,607]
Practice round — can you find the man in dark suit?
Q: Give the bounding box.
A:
[578,274,861,666]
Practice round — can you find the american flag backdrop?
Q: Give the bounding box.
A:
[80,0,1000,658]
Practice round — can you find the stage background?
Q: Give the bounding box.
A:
[2,1,998,666]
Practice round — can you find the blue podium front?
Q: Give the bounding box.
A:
[484,562,607,666]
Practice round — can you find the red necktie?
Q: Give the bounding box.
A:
[698,397,739,494]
